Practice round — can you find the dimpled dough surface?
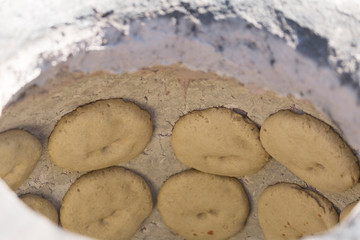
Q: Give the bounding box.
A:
[258,183,339,240]
[0,129,42,190]
[60,167,153,240]
[20,194,59,224]
[260,110,360,192]
[48,98,152,172]
[157,169,250,240]
[171,108,270,177]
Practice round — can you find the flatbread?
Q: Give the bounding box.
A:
[171,107,270,177]
[260,110,359,192]
[60,167,153,240]
[258,183,338,240]
[20,194,59,224]
[340,200,359,222]
[157,169,249,240]
[48,98,152,171]
[0,129,42,190]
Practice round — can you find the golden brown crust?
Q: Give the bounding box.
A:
[171,107,270,177]
[0,129,42,190]
[60,167,153,240]
[48,98,152,171]
[340,200,359,222]
[258,183,339,240]
[157,169,250,240]
[20,194,59,224]
[260,110,360,192]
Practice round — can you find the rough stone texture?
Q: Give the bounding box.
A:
[1,0,360,97]
[0,1,360,240]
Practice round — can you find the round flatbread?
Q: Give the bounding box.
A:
[60,167,153,240]
[260,110,359,192]
[48,98,152,171]
[340,200,359,222]
[157,169,249,240]
[258,183,338,240]
[171,107,270,177]
[0,129,42,190]
[20,194,59,224]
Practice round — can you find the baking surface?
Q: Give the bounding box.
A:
[0,65,359,240]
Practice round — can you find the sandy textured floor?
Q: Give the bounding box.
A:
[0,65,359,240]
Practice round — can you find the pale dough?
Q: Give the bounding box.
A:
[258,183,338,240]
[157,169,250,240]
[340,200,359,222]
[171,107,270,177]
[48,98,152,171]
[60,167,153,240]
[260,110,360,192]
[0,129,42,190]
[20,194,59,224]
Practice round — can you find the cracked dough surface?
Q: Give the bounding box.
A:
[0,129,42,190]
[157,169,249,240]
[20,194,59,224]
[171,107,270,177]
[60,167,153,240]
[260,110,360,192]
[48,98,152,172]
[0,65,359,239]
[258,183,338,240]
